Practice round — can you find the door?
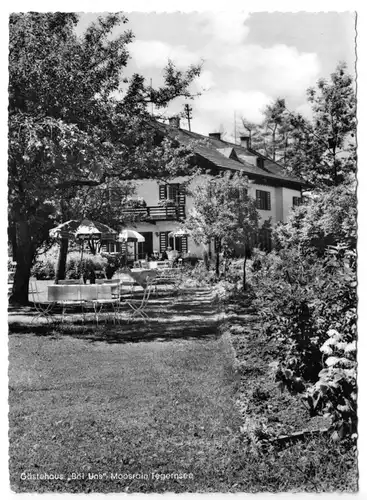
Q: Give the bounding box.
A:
[137,232,153,259]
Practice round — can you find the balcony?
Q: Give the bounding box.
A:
[120,204,186,222]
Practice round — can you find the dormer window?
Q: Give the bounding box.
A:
[256,157,264,169]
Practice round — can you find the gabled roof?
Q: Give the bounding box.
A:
[152,121,308,189]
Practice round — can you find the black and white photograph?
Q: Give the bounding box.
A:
[6,3,361,494]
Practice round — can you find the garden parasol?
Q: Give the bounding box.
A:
[50,219,117,276]
[118,229,145,265]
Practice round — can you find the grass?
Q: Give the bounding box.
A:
[8,287,243,493]
[221,289,358,493]
[8,281,358,493]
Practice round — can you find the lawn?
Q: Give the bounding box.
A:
[8,288,242,493]
[9,283,357,493]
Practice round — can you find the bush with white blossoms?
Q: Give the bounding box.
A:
[303,328,357,442]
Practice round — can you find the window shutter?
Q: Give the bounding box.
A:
[159,232,168,252]
[256,190,261,209]
[266,191,271,210]
[159,184,167,200]
[181,235,188,253]
[174,184,179,202]
[177,184,186,205]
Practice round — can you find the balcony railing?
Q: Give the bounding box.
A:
[120,204,186,222]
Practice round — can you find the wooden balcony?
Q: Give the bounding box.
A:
[120,204,186,222]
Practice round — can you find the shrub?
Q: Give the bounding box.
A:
[31,258,56,280]
[66,251,108,279]
[274,185,356,255]
[100,252,126,279]
[31,246,59,279]
[251,245,357,439]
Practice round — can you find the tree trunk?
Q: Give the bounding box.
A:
[214,237,221,277]
[9,221,35,305]
[55,237,69,283]
[243,254,248,291]
[8,223,17,262]
[216,250,220,277]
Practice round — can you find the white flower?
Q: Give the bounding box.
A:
[345,341,356,353]
[320,344,333,355]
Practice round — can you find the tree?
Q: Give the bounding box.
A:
[302,62,356,187]
[274,184,357,255]
[8,13,201,304]
[183,172,259,288]
[242,98,294,163]
[241,63,356,189]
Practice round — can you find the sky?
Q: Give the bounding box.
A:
[76,11,356,141]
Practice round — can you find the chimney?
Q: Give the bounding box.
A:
[209,132,221,140]
[240,135,251,149]
[168,116,180,129]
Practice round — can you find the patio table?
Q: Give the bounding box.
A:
[48,284,112,302]
[48,284,115,324]
[117,269,157,288]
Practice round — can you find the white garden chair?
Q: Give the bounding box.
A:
[29,278,56,324]
[85,283,120,325]
[124,277,154,323]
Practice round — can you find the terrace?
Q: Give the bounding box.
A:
[120,204,186,222]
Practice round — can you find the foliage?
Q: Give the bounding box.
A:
[251,244,356,439]
[183,171,259,279]
[9,12,201,304]
[31,256,56,280]
[100,252,126,279]
[241,63,356,188]
[65,251,108,279]
[305,327,357,442]
[242,98,294,163]
[30,248,110,280]
[274,184,357,255]
[30,245,60,279]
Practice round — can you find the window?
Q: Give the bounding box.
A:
[256,190,271,210]
[168,235,188,253]
[160,232,188,253]
[159,184,186,204]
[293,196,303,207]
[103,242,122,253]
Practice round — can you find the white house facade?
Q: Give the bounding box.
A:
[106,120,307,260]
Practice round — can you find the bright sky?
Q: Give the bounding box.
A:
[76,11,356,141]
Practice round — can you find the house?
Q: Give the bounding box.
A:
[107,117,308,260]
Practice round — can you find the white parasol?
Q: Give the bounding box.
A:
[118,229,145,264]
[118,229,145,243]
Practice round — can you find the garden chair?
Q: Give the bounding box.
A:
[152,267,183,298]
[84,284,120,325]
[29,278,56,324]
[124,277,154,323]
[58,285,85,323]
